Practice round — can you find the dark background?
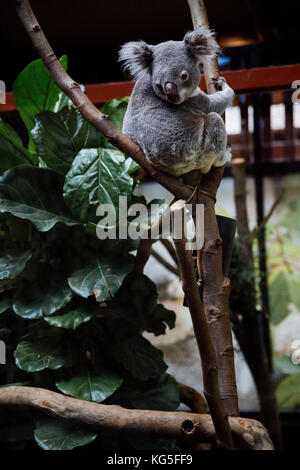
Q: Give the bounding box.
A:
[1,0,300,90]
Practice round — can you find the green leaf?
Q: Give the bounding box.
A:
[145,304,176,336]
[110,335,167,381]
[34,418,97,450]
[273,354,300,375]
[288,273,300,310]
[101,98,129,131]
[68,255,134,302]
[276,373,300,410]
[123,374,180,411]
[56,364,123,403]
[0,248,31,282]
[0,165,79,232]
[53,84,85,113]
[63,148,133,221]
[14,329,75,372]
[269,271,290,325]
[13,282,72,319]
[113,272,158,318]
[13,56,68,151]
[44,305,93,330]
[32,107,103,176]
[0,119,34,173]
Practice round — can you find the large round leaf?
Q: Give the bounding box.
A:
[109,335,167,381]
[34,418,97,450]
[68,255,134,302]
[101,98,129,131]
[0,165,79,232]
[13,56,68,151]
[273,354,300,375]
[44,306,93,330]
[276,373,300,410]
[270,271,290,325]
[122,374,180,411]
[13,282,72,319]
[32,107,104,176]
[14,329,75,372]
[63,148,133,221]
[56,364,123,403]
[0,248,32,282]
[0,119,33,173]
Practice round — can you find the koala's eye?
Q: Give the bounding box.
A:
[180,70,189,82]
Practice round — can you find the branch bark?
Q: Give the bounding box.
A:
[187,0,239,418]
[171,200,234,449]
[0,386,274,450]
[178,382,208,414]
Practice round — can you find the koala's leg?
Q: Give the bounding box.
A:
[203,112,232,168]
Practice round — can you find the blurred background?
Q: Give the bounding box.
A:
[1,0,300,448]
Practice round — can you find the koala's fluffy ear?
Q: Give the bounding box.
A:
[184,26,220,62]
[118,41,153,79]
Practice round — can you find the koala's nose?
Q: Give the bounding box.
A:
[164,82,179,102]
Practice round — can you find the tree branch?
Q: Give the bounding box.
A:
[12,0,192,202]
[151,248,180,276]
[0,386,274,450]
[160,238,178,266]
[178,383,207,415]
[249,191,283,244]
[187,0,239,418]
[171,200,234,449]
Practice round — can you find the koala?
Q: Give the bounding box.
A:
[119,26,234,176]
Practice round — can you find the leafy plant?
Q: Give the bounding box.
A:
[0,57,178,451]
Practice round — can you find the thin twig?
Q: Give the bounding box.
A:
[151,248,180,276]
[161,238,179,266]
[249,191,283,244]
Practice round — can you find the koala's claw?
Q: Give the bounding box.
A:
[214,77,226,91]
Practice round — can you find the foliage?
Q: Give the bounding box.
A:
[252,185,300,410]
[0,57,178,451]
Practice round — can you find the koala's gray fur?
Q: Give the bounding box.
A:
[119,26,234,176]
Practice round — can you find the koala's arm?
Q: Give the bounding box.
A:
[187,77,234,115]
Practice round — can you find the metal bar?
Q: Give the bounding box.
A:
[252,94,273,372]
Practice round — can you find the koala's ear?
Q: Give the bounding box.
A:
[184,26,220,62]
[118,41,153,79]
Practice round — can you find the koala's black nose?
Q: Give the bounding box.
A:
[164,82,179,102]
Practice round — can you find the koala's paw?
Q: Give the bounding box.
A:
[213,147,232,167]
[214,76,226,91]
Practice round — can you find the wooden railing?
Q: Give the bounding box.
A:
[1,63,300,113]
